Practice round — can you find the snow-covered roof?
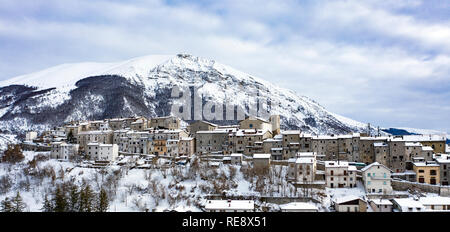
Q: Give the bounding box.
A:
[419,197,450,206]
[435,154,450,164]
[361,162,392,172]
[222,157,231,161]
[369,199,393,206]
[413,162,439,167]
[405,142,422,147]
[296,157,314,164]
[360,136,389,141]
[373,142,388,147]
[230,153,243,157]
[264,138,282,143]
[389,135,446,142]
[392,198,425,210]
[421,146,433,151]
[234,129,271,136]
[282,130,301,135]
[253,154,271,159]
[325,161,349,168]
[99,144,115,147]
[78,130,113,135]
[204,200,254,210]
[348,166,357,171]
[334,195,364,205]
[274,134,283,139]
[297,152,316,157]
[196,129,230,134]
[279,202,318,211]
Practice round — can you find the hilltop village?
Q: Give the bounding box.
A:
[7,115,450,212]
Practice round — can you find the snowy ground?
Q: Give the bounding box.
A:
[0,151,300,212]
[0,133,18,151]
[0,150,443,212]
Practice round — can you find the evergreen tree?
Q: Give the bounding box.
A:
[79,184,94,212]
[53,187,67,212]
[41,195,53,212]
[11,192,27,212]
[1,197,13,212]
[67,130,75,144]
[97,188,109,212]
[68,185,80,212]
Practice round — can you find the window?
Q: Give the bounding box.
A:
[383,181,386,185]
[430,170,437,175]
[384,173,387,178]
[367,181,371,185]
[368,173,371,177]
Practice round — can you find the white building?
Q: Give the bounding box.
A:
[87,143,118,162]
[204,200,254,212]
[391,198,426,212]
[287,152,317,183]
[279,202,319,212]
[26,131,37,142]
[361,162,393,194]
[325,161,357,188]
[50,142,79,160]
[418,197,450,211]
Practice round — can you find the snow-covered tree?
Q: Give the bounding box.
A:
[11,192,27,212]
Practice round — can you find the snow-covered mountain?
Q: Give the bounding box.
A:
[0,54,371,135]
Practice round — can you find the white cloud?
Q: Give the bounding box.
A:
[0,0,449,132]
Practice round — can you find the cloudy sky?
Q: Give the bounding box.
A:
[0,0,449,133]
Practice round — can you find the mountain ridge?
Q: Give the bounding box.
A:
[0,54,371,135]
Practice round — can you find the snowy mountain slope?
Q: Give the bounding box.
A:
[382,127,449,143]
[394,127,447,135]
[0,55,172,90]
[0,54,371,135]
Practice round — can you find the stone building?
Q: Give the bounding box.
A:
[149,116,180,130]
[188,120,218,136]
[77,130,113,151]
[195,129,231,155]
[435,154,450,186]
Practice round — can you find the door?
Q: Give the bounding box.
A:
[430,178,436,185]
